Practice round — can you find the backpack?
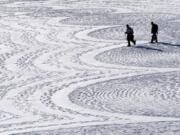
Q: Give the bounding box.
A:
[152,24,158,33]
[127,27,134,35]
[129,27,134,34]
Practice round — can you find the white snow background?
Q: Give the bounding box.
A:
[0,0,179,134]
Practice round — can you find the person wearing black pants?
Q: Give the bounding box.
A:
[151,22,158,43]
[125,24,136,47]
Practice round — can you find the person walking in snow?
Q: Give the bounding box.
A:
[125,24,136,47]
[151,22,158,43]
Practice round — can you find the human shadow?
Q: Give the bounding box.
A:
[135,46,163,52]
[158,42,180,47]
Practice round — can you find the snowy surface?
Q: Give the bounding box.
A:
[0,0,179,135]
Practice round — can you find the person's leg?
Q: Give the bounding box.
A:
[155,34,158,43]
[132,35,136,45]
[127,35,131,46]
[133,39,136,45]
[152,34,157,43]
[128,40,131,46]
[151,34,154,43]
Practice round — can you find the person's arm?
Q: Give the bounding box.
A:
[124,29,127,34]
[125,28,129,34]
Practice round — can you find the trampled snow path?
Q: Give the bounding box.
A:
[0,0,180,134]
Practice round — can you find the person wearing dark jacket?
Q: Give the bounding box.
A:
[151,22,158,43]
[125,24,136,47]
